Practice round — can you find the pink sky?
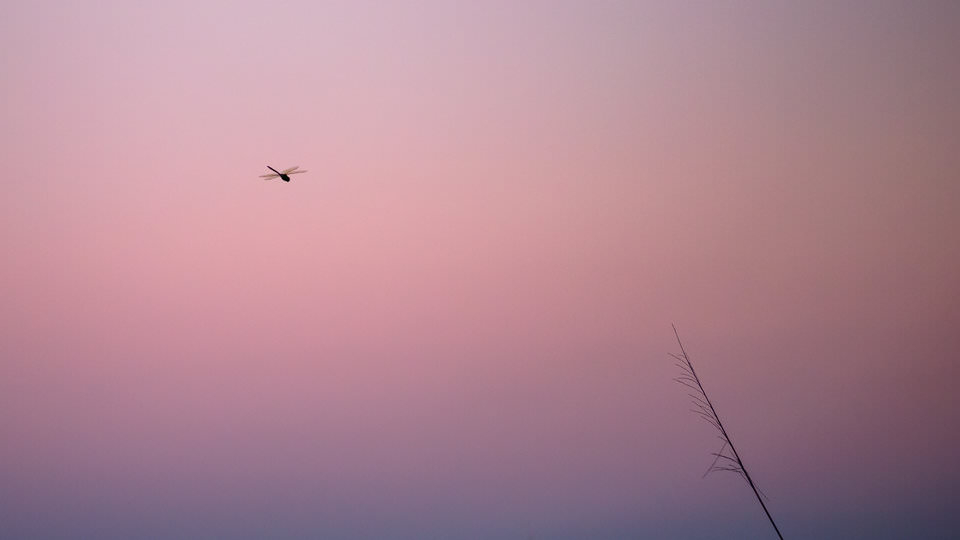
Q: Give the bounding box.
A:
[2,1,959,538]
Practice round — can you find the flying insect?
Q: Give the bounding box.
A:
[260,165,306,182]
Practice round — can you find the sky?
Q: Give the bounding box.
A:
[1,1,958,538]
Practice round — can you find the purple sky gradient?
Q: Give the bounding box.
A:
[2,1,959,538]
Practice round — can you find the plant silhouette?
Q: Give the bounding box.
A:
[671,324,784,539]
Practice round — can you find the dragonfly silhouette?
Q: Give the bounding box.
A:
[260,165,306,182]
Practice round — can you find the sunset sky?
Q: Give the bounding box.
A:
[2,1,958,538]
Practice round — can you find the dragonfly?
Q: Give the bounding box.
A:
[260,165,307,182]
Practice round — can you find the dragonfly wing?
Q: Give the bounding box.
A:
[259,174,279,178]
[287,170,307,175]
[281,166,299,174]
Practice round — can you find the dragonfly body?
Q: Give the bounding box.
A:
[268,165,290,182]
[260,165,307,182]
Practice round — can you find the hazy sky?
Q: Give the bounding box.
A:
[2,1,958,538]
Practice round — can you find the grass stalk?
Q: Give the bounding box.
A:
[671,324,784,539]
